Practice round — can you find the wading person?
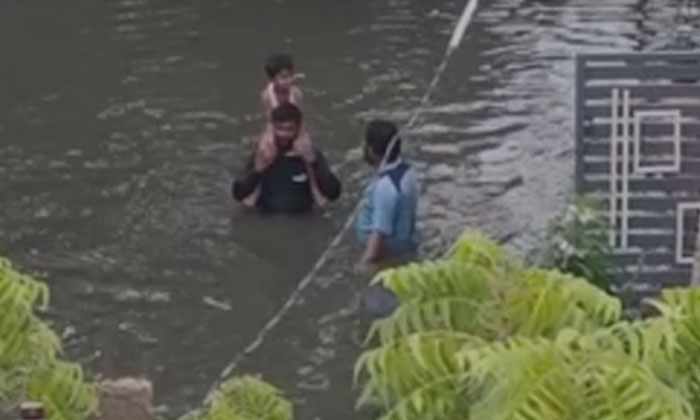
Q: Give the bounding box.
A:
[232,103,341,214]
[355,119,418,317]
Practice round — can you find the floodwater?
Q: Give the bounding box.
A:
[0,0,697,418]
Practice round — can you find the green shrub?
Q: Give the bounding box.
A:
[355,232,700,420]
[0,257,97,420]
[528,196,612,289]
[183,376,293,420]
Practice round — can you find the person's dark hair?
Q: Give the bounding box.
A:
[271,103,303,125]
[365,119,401,163]
[265,54,294,79]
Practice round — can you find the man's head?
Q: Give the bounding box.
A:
[271,103,303,153]
[265,54,295,91]
[364,119,401,167]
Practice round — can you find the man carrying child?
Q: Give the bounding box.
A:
[231,103,341,214]
[232,54,340,214]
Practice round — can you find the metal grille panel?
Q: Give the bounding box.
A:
[575,52,700,301]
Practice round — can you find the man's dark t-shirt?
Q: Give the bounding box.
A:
[232,149,341,214]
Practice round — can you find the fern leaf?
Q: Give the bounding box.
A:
[356,331,480,409]
[193,376,292,420]
[448,231,514,272]
[0,257,97,420]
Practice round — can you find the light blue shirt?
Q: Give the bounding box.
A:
[355,160,417,257]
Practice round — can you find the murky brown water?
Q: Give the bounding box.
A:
[0,0,697,418]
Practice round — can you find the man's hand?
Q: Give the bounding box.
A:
[254,145,276,172]
[295,132,316,163]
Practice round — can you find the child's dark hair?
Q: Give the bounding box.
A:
[271,103,303,125]
[265,54,294,79]
[365,119,401,162]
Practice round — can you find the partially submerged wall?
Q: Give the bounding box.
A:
[95,378,154,420]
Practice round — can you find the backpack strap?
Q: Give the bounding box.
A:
[382,162,410,192]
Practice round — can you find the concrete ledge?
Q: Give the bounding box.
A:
[96,378,154,420]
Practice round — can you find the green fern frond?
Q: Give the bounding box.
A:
[355,231,700,420]
[373,259,494,303]
[0,258,59,368]
[448,230,516,272]
[370,259,621,347]
[508,269,621,336]
[654,288,700,321]
[579,357,693,420]
[464,330,693,420]
[374,374,470,420]
[194,376,293,420]
[464,333,580,420]
[648,288,700,414]
[355,330,482,409]
[369,260,496,343]
[27,361,98,420]
[357,331,480,420]
[0,257,97,420]
[368,296,485,344]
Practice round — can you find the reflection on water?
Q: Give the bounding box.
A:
[0,0,697,418]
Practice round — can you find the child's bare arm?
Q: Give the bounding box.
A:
[261,90,272,115]
[293,86,303,106]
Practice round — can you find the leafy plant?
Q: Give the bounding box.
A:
[183,376,293,420]
[0,257,97,420]
[365,232,620,345]
[355,232,700,420]
[464,326,694,420]
[528,196,612,289]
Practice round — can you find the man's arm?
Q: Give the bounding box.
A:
[309,150,341,201]
[359,180,398,265]
[232,153,262,202]
[360,231,385,267]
